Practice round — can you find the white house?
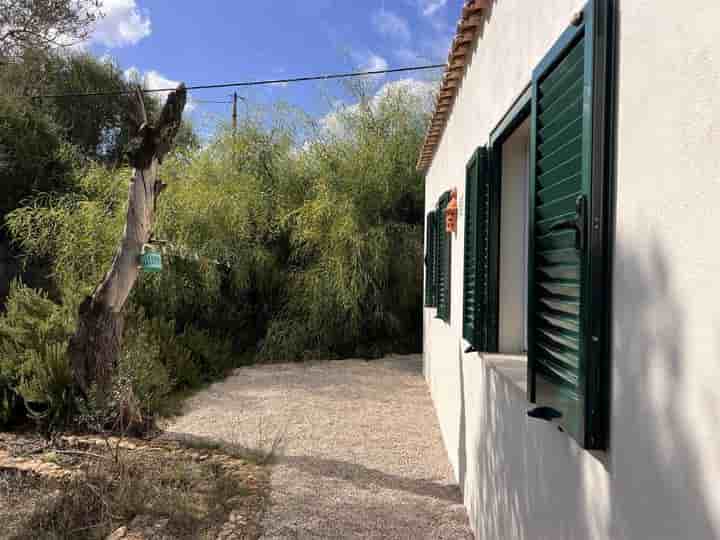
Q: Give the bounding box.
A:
[420,1,720,539]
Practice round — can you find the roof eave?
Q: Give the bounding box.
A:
[416,0,490,172]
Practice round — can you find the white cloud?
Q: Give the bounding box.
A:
[124,67,195,112]
[411,0,449,17]
[349,51,389,84]
[91,0,151,47]
[372,9,411,42]
[319,78,438,138]
[360,53,389,73]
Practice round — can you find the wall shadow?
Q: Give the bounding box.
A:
[163,430,463,504]
[457,237,720,539]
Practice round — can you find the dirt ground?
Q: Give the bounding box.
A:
[163,355,474,540]
[0,431,269,540]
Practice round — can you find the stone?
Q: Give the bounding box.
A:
[106,526,128,540]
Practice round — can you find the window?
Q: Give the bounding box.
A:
[458,0,614,450]
[436,192,452,323]
[424,211,438,307]
[526,0,613,449]
[425,193,452,324]
[498,120,531,354]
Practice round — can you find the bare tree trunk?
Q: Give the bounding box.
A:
[69,84,187,403]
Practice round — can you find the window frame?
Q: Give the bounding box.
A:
[488,87,533,356]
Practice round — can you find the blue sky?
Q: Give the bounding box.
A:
[83,0,463,135]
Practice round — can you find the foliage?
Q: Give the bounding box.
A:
[260,81,428,359]
[0,94,78,217]
[6,164,128,296]
[8,80,432,370]
[3,78,432,435]
[17,342,75,428]
[179,325,237,380]
[146,82,430,361]
[0,281,75,427]
[41,53,161,163]
[0,51,196,206]
[0,0,102,58]
[118,316,173,421]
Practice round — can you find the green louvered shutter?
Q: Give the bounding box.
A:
[425,211,437,306]
[528,0,612,449]
[463,154,479,341]
[463,148,491,350]
[436,193,452,322]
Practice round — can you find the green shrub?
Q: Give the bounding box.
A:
[0,281,75,427]
[6,80,432,377]
[6,164,128,298]
[17,342,75,428]
[119,320,173,420]
[178,325,236,380]
[125,306,202,390]
[0,95,74,217]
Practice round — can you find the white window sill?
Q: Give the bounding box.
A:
[482,353,528,396]
[481,352,610,467]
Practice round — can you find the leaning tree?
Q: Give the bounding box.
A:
[68,84,187,403]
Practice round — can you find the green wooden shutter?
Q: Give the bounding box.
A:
[463,147,493,350]
[486,147,501,353]
[463,153,480,342]
[528,0,612,449]
[425,211,437,306]
[436,192,452,323]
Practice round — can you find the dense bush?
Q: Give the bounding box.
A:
[2,78,433,428]
[0,95,77,218]
[0,282,75,426]
[154,81,430,361]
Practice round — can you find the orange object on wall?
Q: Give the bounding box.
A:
[446,189,458,233]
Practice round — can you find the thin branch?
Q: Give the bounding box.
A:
[53,450,107,460]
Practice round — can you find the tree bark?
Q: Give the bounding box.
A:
[68,84,187,402]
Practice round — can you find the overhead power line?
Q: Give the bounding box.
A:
[193,99,234,104]
[30,64,446,100]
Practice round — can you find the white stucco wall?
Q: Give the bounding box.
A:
[423,1,720,539]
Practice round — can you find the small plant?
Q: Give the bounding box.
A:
[18,343,75,430]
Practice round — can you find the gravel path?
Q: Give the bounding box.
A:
[164,355,474,540]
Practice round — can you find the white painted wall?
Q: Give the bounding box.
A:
[423,1,720,539]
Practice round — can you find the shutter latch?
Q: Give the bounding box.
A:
[527,406,563,422]
[548,195,587,251]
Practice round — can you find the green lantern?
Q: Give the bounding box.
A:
[139,244,162,273]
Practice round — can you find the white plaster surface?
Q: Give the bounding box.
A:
[423,1,720,538]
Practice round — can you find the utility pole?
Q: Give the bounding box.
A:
[232,92,238,133]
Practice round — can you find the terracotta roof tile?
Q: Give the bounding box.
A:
[417,0,490,171]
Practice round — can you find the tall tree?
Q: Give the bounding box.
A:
[0,0,102,58]
[68,84,187,402]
